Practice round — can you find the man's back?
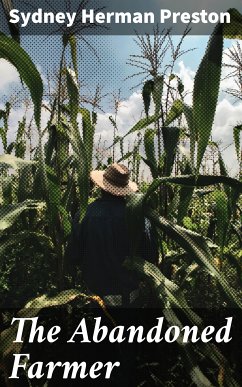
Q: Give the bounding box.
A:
[67,193,158,297]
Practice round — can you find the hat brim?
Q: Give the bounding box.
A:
[90,170,138,196]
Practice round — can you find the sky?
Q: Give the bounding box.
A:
[0,32,241,177]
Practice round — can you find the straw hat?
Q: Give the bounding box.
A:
[90,163,138,196]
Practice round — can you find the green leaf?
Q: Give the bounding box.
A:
[0,127,7,151]
[214,190,229,255]
[66,67,79,125]
[45,124,57,165]
[146,208,242,309]
[80,108,95,171]
[177,187,194,224]
[126,114,159,138]
[62,119,89,222]
[65,70,89,221]
[164,99,183,126]
[58,205,71,238]
[183,103,196,168]
[126,193,145,257]
[144,128,158,178]
[47,166,62,206]
[162,126,180,176]
[0,289,86,374]
[142,79,154,116]
[146,175,242,195]
[218,152,228,177]
[152,75,164,116]
[0,232,53,264]
[68,34,78,76]
[178,79,184,95]
[0,33,43,127]
[223,8,242,39]
[125,257,238,386]
[233,125,242,162]
[17,164,34,203]
[117,151,133,163]
[0,201,45,231]
[125,256,202,321]
[0,154,36,169]
[1,0,20,42]
[177,159,194,224]
[193,25,223,171]
[108,113,161,150]
[15,118,26,158]
[218,152,232,204]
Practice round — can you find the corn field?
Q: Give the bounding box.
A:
[0,5,242,387]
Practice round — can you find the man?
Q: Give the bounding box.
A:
[66,163,158,307]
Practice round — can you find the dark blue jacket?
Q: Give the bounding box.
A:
[66,195,158,296]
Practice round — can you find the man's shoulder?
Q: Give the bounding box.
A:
[87,198,103,211]
[73,197,126,223]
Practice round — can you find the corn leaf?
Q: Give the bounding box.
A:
[0,201,44,231]
[214,190,229,255]
[233,125,242,162]
[68,34,78,76]
[145,175,242,196]
[142,79,154,117]
[0,289,86,377]
[177,187,194,224]
[0,232,53,264]
[1,0,20,42]
[164,99,183,126]
[183,103,196,168]
[0,154,35,169]
[62,119,89,222]
[193,25,223,171]
[146,208,242,309]
[177,159,194,224]
[144,128,158,178]
[65,69,89,221]
[66,67,79,126]
[125,114,159,138]
[152,75,164,116]
[80,108,95,171]
[0,32,43,128]
[223,8,242,39]
[162,126,180,176]
[126,193,145,257]
[125,257,239,386]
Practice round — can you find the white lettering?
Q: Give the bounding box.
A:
[215,317,233,343]
[173,12,181,23]
[164,326,180,343]
[95,12,106,24]
[66,12,76,27]
[182,326,200,343]
[146,317,164,343]
[104,362,121,379]
[191,12,200,24]
[160,9,172,23]
[93,317,108,343]
[220,12,231,24]
[127,326,145,343]
[9,354,29,379]
[82,9,94,23]
[21,12,31,27]
[32,9,42,24]
[55,12,65,24]
[200,326,215,343]
[180,12,191,24]
[109,326,126,343]
[67,318,91,343]
[9,9,20,24]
